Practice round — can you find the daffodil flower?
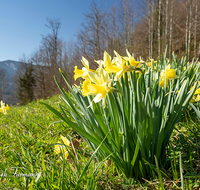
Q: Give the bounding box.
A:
[193,88,200,95]
[74,57,95,81]
[95,51,111,68]
[0,101,9,114]
[55,135,70,159]
[101,51,122,75]
[82,68,120,107]
[147,58,157,68]
[159,79,168,88]
[160,64,178,80]
[189,86,200,103]
[103,51,142,79]
[159,64,178,88]
[123,49,140,67]
[195,94,200,101]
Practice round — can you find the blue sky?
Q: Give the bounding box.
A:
[0,0,119,61]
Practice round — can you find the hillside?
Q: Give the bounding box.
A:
[0,60,20,80]
[0,60,20,105]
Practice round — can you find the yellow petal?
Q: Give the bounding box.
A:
[105,64,122,74]
[194,88,200,95]
[81,57,89,70]
[195,94,200,101]
[165,64,171,72]
[114,51,123,65]
[190,97,195,103]
[82,79,96,96]
[126,49,140,66]
[54,141,62,154]
[5,105,9,111]
[93,93,103,103]
[166,69,176,79]
[98,68,108,84]
[74,66,85,80]
[60,135,70,146]
[104,51,112,65]
[88,71,102,84]
[126,49,131,57]
[159,80,168,88]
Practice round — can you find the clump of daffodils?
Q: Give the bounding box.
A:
[45,50,200,179]
[73,50,183,107]
[74,50,143,107]
[0,101,9,114]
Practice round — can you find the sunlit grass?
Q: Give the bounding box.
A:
[0,95,200,189]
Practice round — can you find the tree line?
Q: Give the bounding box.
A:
[16,0,200,104]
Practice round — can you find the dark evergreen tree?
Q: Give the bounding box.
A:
[18,63,36,104]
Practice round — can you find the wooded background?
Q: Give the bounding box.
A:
[2,0,200,104]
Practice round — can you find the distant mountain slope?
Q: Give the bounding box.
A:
[0,60,20,105]
[0,60,20,82]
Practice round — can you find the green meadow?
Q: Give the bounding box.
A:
[0,93,200,189]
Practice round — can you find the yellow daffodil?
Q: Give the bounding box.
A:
[103,51,122,75]
[147,58,157,68]
[103,51,142,79]
[123,49,140,67]
[166,69,177,79]
[159,64,178,88]
[82,68,119,107]
[190,98,195,103]
[189,87,200,103]
[159,79,168,88]
[55,135,70,159]
[0,101,9,114]
[94,51,114,68]
[194,88,200,95]
[195,94,200,101]
[74,57,95,81]
[160,64,178,80]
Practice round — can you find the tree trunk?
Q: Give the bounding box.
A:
[150,0,154,58]
[158,0,161,58]
[148,0,151,58]
[194,0,198,58]
[169,0,174,60]
[187,0,192,60]
[185,0,189,56]
[165,0,169,55]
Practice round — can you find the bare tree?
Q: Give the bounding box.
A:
[150,0,154,58]
[185,0,189,56]
[169,0,174,60]
[148,0,151,58]
[15,18,71,101]
[119,0,134,51]
[194,0,198,57]
[187,0,193,60]
[109,4,121,55]
[77,1,105,63]
[165,0,169,55]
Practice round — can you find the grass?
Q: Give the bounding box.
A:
[0,95,200,189]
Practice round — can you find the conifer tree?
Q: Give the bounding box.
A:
[18,63,36,104]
